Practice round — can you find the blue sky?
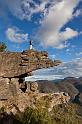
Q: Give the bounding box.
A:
[0,0,82,62]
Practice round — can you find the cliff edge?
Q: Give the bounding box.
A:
[0,50,70,115]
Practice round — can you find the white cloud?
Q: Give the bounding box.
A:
[35,0,80,49]
[73,9,82,17]
[25,58,82,81]
[1,0,56,20]
[0,0,81,48]
[19,0,60,20]
[66,49,70,52]
[76,52,82,56]
[71,45,76,48]
[0,0,81,21]
[49,54,56,60]
[6,27,28,43]
[59,28,78,41]
[80,31,82,35]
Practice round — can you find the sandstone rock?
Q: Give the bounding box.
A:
[0,50,62,115]
[30,82,38,92]
[10,78,20,93]
[25,82,38,92]
[26,82,30,92]
[48,92,70,111]
[0,77,10,100]
[0,77,20,101]
[0,50,61,78]
[0,92,70,114]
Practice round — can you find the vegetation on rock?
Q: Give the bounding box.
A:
[0,102,82,124]
[0,42,7,52]
[22,107,52,124]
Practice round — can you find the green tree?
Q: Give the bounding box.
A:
[0,42,7,52]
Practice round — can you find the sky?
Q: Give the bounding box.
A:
[0,0,82,62]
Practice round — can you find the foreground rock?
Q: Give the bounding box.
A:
[0,80,70,114]
[0,91,70,114]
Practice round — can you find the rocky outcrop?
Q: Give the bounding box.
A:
[0,72,71,117]
[0,49,64,114]
[48,92,70,111]
[0,78,70,114]
[0,50,61,78]
[0,49,61,100]
[0,91,70,114]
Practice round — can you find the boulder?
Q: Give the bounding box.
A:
[25,82,38,92]
[30,82,38,92]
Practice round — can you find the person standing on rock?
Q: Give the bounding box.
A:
[30,40,33,50]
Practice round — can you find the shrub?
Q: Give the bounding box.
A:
[23,107,53,124]
[0,42,7,52]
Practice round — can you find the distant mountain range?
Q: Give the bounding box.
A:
[25,58,82,81]
[37,77,82,105]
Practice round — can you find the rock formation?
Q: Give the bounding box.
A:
[0,49,61,98]
[0,49,70,114]
[0,79,70,114]
[0,90,70,114]
[0,50,61,78]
